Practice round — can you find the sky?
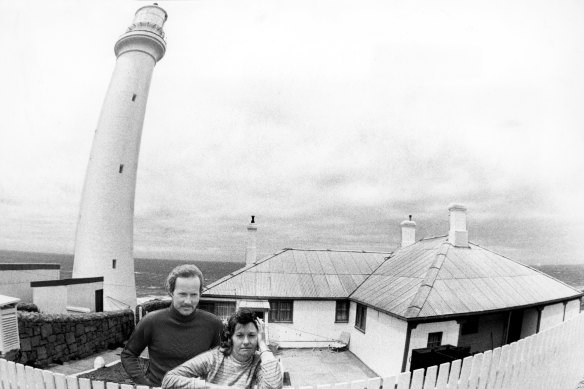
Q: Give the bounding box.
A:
[1,0,584,265]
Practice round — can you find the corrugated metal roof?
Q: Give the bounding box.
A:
[204,249,389,299]
[204,237,582,320]
[352,236,583,319]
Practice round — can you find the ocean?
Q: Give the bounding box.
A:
[0,250,243,300]
[1,250,583,299]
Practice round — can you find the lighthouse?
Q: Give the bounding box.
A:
[72,5,168,311]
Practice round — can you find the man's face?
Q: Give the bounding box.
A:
[171,276,201,316]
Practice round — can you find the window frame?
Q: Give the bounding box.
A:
[335,300,350,323]
[269,300,294,323]
[355,303,367,332]
[427,331,443,348]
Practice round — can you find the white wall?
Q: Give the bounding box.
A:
[458,313,507,354]
[540,302,565,331]
[405,320,460,371]
[268,300,350,347]
[521,308,539,338]
[564,299,581,321]
[348,302,408,378]
[68,282,103,311]
[33,286,67,314]
[0,269,60,303]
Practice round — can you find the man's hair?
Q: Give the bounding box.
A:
[165,264,204,295]
[220,308,258,355]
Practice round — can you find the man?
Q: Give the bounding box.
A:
[121,264,223,387]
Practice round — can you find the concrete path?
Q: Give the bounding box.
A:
[277,348,378,386]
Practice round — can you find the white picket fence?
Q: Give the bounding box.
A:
[1,312,584,389]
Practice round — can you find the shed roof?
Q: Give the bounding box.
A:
[203,249,389,299]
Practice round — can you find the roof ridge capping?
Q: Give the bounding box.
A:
[404,241,451,318]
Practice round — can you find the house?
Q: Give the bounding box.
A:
[200,205,583,378]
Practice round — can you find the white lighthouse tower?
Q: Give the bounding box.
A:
[73,5,168,311]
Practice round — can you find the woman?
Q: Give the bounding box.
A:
[162,309,283,389]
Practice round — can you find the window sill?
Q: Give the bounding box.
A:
[354,326,366,334]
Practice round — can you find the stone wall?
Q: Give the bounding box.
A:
[12,309,134,368]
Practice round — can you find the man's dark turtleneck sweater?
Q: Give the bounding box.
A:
[121,305,223,386]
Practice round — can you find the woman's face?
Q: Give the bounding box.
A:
[231,322,259,362]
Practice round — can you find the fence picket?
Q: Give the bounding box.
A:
[6,362,17,389]
[485,347,501,389]
[16,363,26,389]
[41,371,54,389]
[500,342,518,389]
[23,366,35,389]
[435,362,450,389]
[422,365,438,389]
[119,385,133,389]
[0,359,8,389]
[396,372,410,389]
[364,377,381,389]
[467,352,483,389]
[105,382,118,389]
[446,359,461,389]
[476,350,491,389]
[493,345,510,389]
[77,379,90,389]
[380,376,396,389]
[66,376,78,389]
[90,381,104,389]
[409,369,424,389]
[32,369,43,389]
[457,356,473,389]
[52,374,66,389]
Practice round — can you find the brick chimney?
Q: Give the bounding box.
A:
[448,204,469,247]
[400,215,416,247]
[246,216,257,264]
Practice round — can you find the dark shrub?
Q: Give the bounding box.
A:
[16,303,39,312]
[136,299,171,322]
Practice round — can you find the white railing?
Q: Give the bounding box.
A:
[1,312,584,389]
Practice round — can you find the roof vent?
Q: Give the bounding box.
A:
[448,204,469,247]
[400,215,416,247]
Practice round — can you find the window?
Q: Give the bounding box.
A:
[427,332,443,348]
[198,301,236,320]
[460,317,479,335]
[355,303,367,332]
[269,300,293,322]
[132,94,137,101]
[335,300,349,323]
[119,164,124,173]
[112,259,116,269]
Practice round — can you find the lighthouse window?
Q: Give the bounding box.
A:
[112,259,117,269]
[119,164,124,173]
[132,94,137,101]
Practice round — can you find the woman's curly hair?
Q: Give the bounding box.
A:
[220,308,258,356]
